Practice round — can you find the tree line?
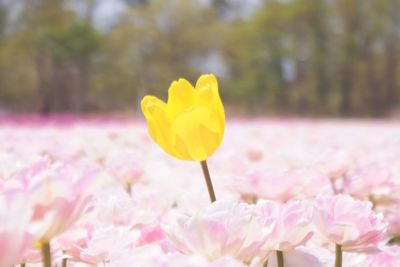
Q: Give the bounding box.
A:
[0,0,399,117]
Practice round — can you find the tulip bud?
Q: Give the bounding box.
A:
[141,74,225,161]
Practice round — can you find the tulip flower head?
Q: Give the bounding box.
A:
[313,194,386,252]
[141,74,225,161]
[162,200,273,262]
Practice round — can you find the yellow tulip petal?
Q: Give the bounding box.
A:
[196,86,214,107]
[141,96,180,158]
[199,123,222,157]
[167,78,196,119]
[196,74,225,133]
[171,109,203,160]
[171,107,221,161]
[195,74,218,95]
[173,134,195,160]
[141,96,167,142]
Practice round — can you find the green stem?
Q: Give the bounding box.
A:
[335,244,342,267]
[41,242,51,267]
[200,160,216,203]
[62,257,67,267]
[276,250,284,267]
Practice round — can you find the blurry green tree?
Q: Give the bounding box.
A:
[0,0,399,117]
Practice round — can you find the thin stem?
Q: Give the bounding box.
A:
[329,178,338,194]
[41,242,51,267]
[369,195,376,210]
[276,251,284,267]
[200,160,216,203]
[126,182,132,195]
[62,257,67,267]
[21,264,26,267]
[335,244,342,267]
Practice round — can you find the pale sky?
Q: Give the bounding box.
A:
[91,0,263,30]
[93,0,127,30]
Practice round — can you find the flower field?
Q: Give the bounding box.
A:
[1,117,400,267]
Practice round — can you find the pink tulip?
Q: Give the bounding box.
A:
[0,192,33,266]
[58,222,139,264]
[130,183,175,218]
[88,187,156,227]
[26,160,106,242]
[164,254,262,267]
[110,244,261,267]
[257,200,314,252]
[55,222,92,261]
[232,167,330,202]
[162,200,274,262]
[1,156,49,191]
[138,221,166,246]
[105,150,144,189]
[109,244,167,267]
[365,245,400,267]
[231,166,294,202]
[78,225,139,264]
[343,162,392,199]
[313,194,386,252]
[314,145,355,179]
[0,152,27,180]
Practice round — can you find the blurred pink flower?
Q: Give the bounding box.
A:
[0,152,28,180]
[313,194,386,252]
[1,156,48,191]
[343,162,392,199]
[232,166,293,202]
[365,245,400,267]
[130,183,175,218]
[88,187,156,227]
[162,200,273,262]
[138,221,166,246]
[78,225,139,264]
[59,223,139,264]
[55,222,92,262]
[110,244,261,267]
[314,145,355,179]
[257,200,314,251]
[232,167,329,202]
[105,150,143,189]
[110,244,166,267]
[0,192,33,266]
[26,161,106,242]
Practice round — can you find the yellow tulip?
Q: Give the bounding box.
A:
[141,74,225,161]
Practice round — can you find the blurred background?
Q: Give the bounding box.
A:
[0,0,399,117]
